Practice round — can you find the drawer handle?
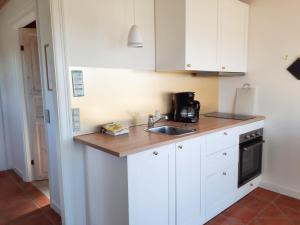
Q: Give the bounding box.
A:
[153,151,159,156]
[222,172,227,176]
[250,183,254,187]
[224,132,228,136]
[223,152,227,156]
[177,145,183,150]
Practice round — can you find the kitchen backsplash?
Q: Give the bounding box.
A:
[70,67,219,134]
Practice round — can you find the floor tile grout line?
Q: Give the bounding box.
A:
[274,199,299,225]
[245,193,282,225]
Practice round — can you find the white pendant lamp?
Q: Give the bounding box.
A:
[128,0,143,48]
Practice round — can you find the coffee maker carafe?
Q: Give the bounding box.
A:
[172,92,200,123]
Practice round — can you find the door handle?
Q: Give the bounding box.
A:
[243,140,265,151]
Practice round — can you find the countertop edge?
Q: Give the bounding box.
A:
[73,116,266,157]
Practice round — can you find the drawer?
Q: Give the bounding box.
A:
[206,166,237,207]
[206,146,238,177]
[206,128,239,155]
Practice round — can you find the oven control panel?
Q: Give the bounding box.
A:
[240,128,264,144]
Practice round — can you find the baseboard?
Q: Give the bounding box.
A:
[260,181,300,200]
[50,199,61,215]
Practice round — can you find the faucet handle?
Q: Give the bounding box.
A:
[154,110,161,119]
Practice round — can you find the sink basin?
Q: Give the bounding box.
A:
[146,126,196,136]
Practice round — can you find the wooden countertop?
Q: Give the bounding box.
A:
[74,116,265,157]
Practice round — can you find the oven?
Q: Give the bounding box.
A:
[238,128,265,188]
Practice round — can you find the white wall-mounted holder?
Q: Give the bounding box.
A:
[127,0,143,48]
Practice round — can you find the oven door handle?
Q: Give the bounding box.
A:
[243,140,266,151]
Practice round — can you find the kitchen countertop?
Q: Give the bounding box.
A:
[73,116,265,157]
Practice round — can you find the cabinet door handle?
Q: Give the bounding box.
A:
[221,66,226,70]
[222,172,227,176]
[153,151,159,156]
[250,183,254,187]
[223,152,227,156]
[186,64,192,68]
[224,132,228,136]
[177,145,183,150]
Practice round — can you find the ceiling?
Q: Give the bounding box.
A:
[0,0,8,10]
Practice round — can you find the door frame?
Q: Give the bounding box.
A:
[7,0,65,217]
[9,4,37,182]
[9,0,87,224]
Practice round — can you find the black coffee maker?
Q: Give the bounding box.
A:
[172,92,200,123]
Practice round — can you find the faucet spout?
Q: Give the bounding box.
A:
[147,114,168,129]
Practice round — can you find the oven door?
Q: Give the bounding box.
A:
[238,139,265,187]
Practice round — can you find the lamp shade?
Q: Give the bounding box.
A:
[127,25,143,48]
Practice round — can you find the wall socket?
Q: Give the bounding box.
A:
[72,108,81,132]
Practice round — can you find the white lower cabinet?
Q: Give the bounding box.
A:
[205,166,238,221]
[85,122,264,225]
[128,138,204,225]
[176,139,204,225]
[128,145,174,225]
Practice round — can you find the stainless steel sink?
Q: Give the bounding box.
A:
[146,126,196,136]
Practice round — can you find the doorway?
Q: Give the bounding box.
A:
[19,21,50,196]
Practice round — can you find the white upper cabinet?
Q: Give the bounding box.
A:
[186,0,219,71]
[219,0,249,72]
[155,0,249,73]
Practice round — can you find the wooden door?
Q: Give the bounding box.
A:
[175,138,203,225]
[186,0,219,71]
[219,0,249,72]
[20,28,48,180]
[127,145,175,225]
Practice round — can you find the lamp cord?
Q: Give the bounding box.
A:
[133,0,136,24]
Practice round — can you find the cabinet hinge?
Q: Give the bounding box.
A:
[31,160,35,165]
[20,45,24,51]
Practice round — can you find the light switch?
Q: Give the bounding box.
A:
[72,108,80,132]
[72,70,84,97]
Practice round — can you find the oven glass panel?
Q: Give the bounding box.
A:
[239,140,263,187]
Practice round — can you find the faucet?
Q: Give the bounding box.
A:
[147,113,168,129]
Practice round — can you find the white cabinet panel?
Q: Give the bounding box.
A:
[219,0,249,72]
[206,166,238,220]
[128,145,175,225]
[186,0,219,71]
[176,138,203,225]
[206,127,239,155]
[206,146,238,177]
[156,0,249,73]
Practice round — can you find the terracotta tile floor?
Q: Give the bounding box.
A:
[206,188,300,225]
[0,170,62,225]
[2,169,300,225]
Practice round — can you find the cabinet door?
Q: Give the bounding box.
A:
[205,166,237,221]
[219,0,249,72]
[186,0,219,71]
[176,138,203,225]
[127,145,175,225]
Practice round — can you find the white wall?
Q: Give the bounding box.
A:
[0,0,36,176]
[63,0,155,70]
[219,0,300,199]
